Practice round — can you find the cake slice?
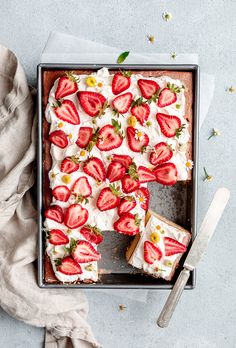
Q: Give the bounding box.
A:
[126,210,191,281]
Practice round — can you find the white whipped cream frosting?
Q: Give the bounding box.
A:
[45,68,190,283]
[128,215,190,280]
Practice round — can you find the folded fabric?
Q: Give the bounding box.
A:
[0,45,100,348]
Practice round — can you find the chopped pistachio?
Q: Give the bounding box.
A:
[85,264,94,272]
[164,260,173,267]
[145,120,152,127]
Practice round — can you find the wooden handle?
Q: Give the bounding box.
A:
[157,268,190,328]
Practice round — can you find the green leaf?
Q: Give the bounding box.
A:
[85,264,94,271]
[120,69,132,77]
[117,51,130,64]
[69,238,77,253]
[128,162,139,180]
[111,118,121,133]
[131,97,144,107]
[109,184,121,197]
[134,214,141,226]
[175,124,186,138]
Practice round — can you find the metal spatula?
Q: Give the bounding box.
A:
[157,187,230,328]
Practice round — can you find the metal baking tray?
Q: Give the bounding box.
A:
[37,64,199,289]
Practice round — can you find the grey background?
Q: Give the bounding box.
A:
[1,0,236,347]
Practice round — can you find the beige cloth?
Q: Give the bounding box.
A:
[0,45,101,348]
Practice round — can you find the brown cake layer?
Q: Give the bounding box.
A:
[42,68,194,284]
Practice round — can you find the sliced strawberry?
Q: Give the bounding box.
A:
[76,127,93,148]
[113,212,141,235]
[112,92,132,114]
[45,205,63,223]
[83,157,106,182]
[77,91,106,117]
[96,123,123,151]
[80,225,103,244]
[150,142,173,166]
[164,237,187,256]
[144,241,162,264]
[97,187,120,211]
[156,113,181,138]
[53,99,80,125]
[48,229,69,245]
[72,240,101,263]
[72,176,92,197]
[137,79,160,99]
[57,256,82,275]
[135,187,150,210]
[131,103,150,125]
[107,161,126,183]
[64,204,88,229]
[111,154,132,170]
[157,88,177,107]
[49,130,68,148]
[126,126,149,153]
[60,157,80,174]
[154,162,178,186]
[117,196,136,216]
[137,166,156,183]
[112,72,131,95]
[55,73,78,100]
[52,186,70,202]
[121,174,140,194]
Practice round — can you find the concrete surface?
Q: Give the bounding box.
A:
[0,0,236,347]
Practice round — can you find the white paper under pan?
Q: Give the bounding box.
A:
[41,31,214,302]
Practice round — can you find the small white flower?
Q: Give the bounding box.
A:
[67,133,74,143]
[162,12,173,22]
[227,86,235,93]
[208,128,221,140]
[94,81,104,92]
[185,160,194,171]
[78,149,88,160]
[213,129,221,136]
[57,121,64,129]
[146,34,155,44]
[135,129,144,141]
[137,194,147,204]
[171,52,177,60]
[203,167,213,182]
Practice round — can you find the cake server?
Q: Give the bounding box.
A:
[157,187,230,328]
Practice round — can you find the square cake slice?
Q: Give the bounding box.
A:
[126,210,191,281]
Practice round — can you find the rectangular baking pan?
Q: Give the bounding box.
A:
[37,64,199,289]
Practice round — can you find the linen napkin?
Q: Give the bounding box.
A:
[0,44,101,348]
